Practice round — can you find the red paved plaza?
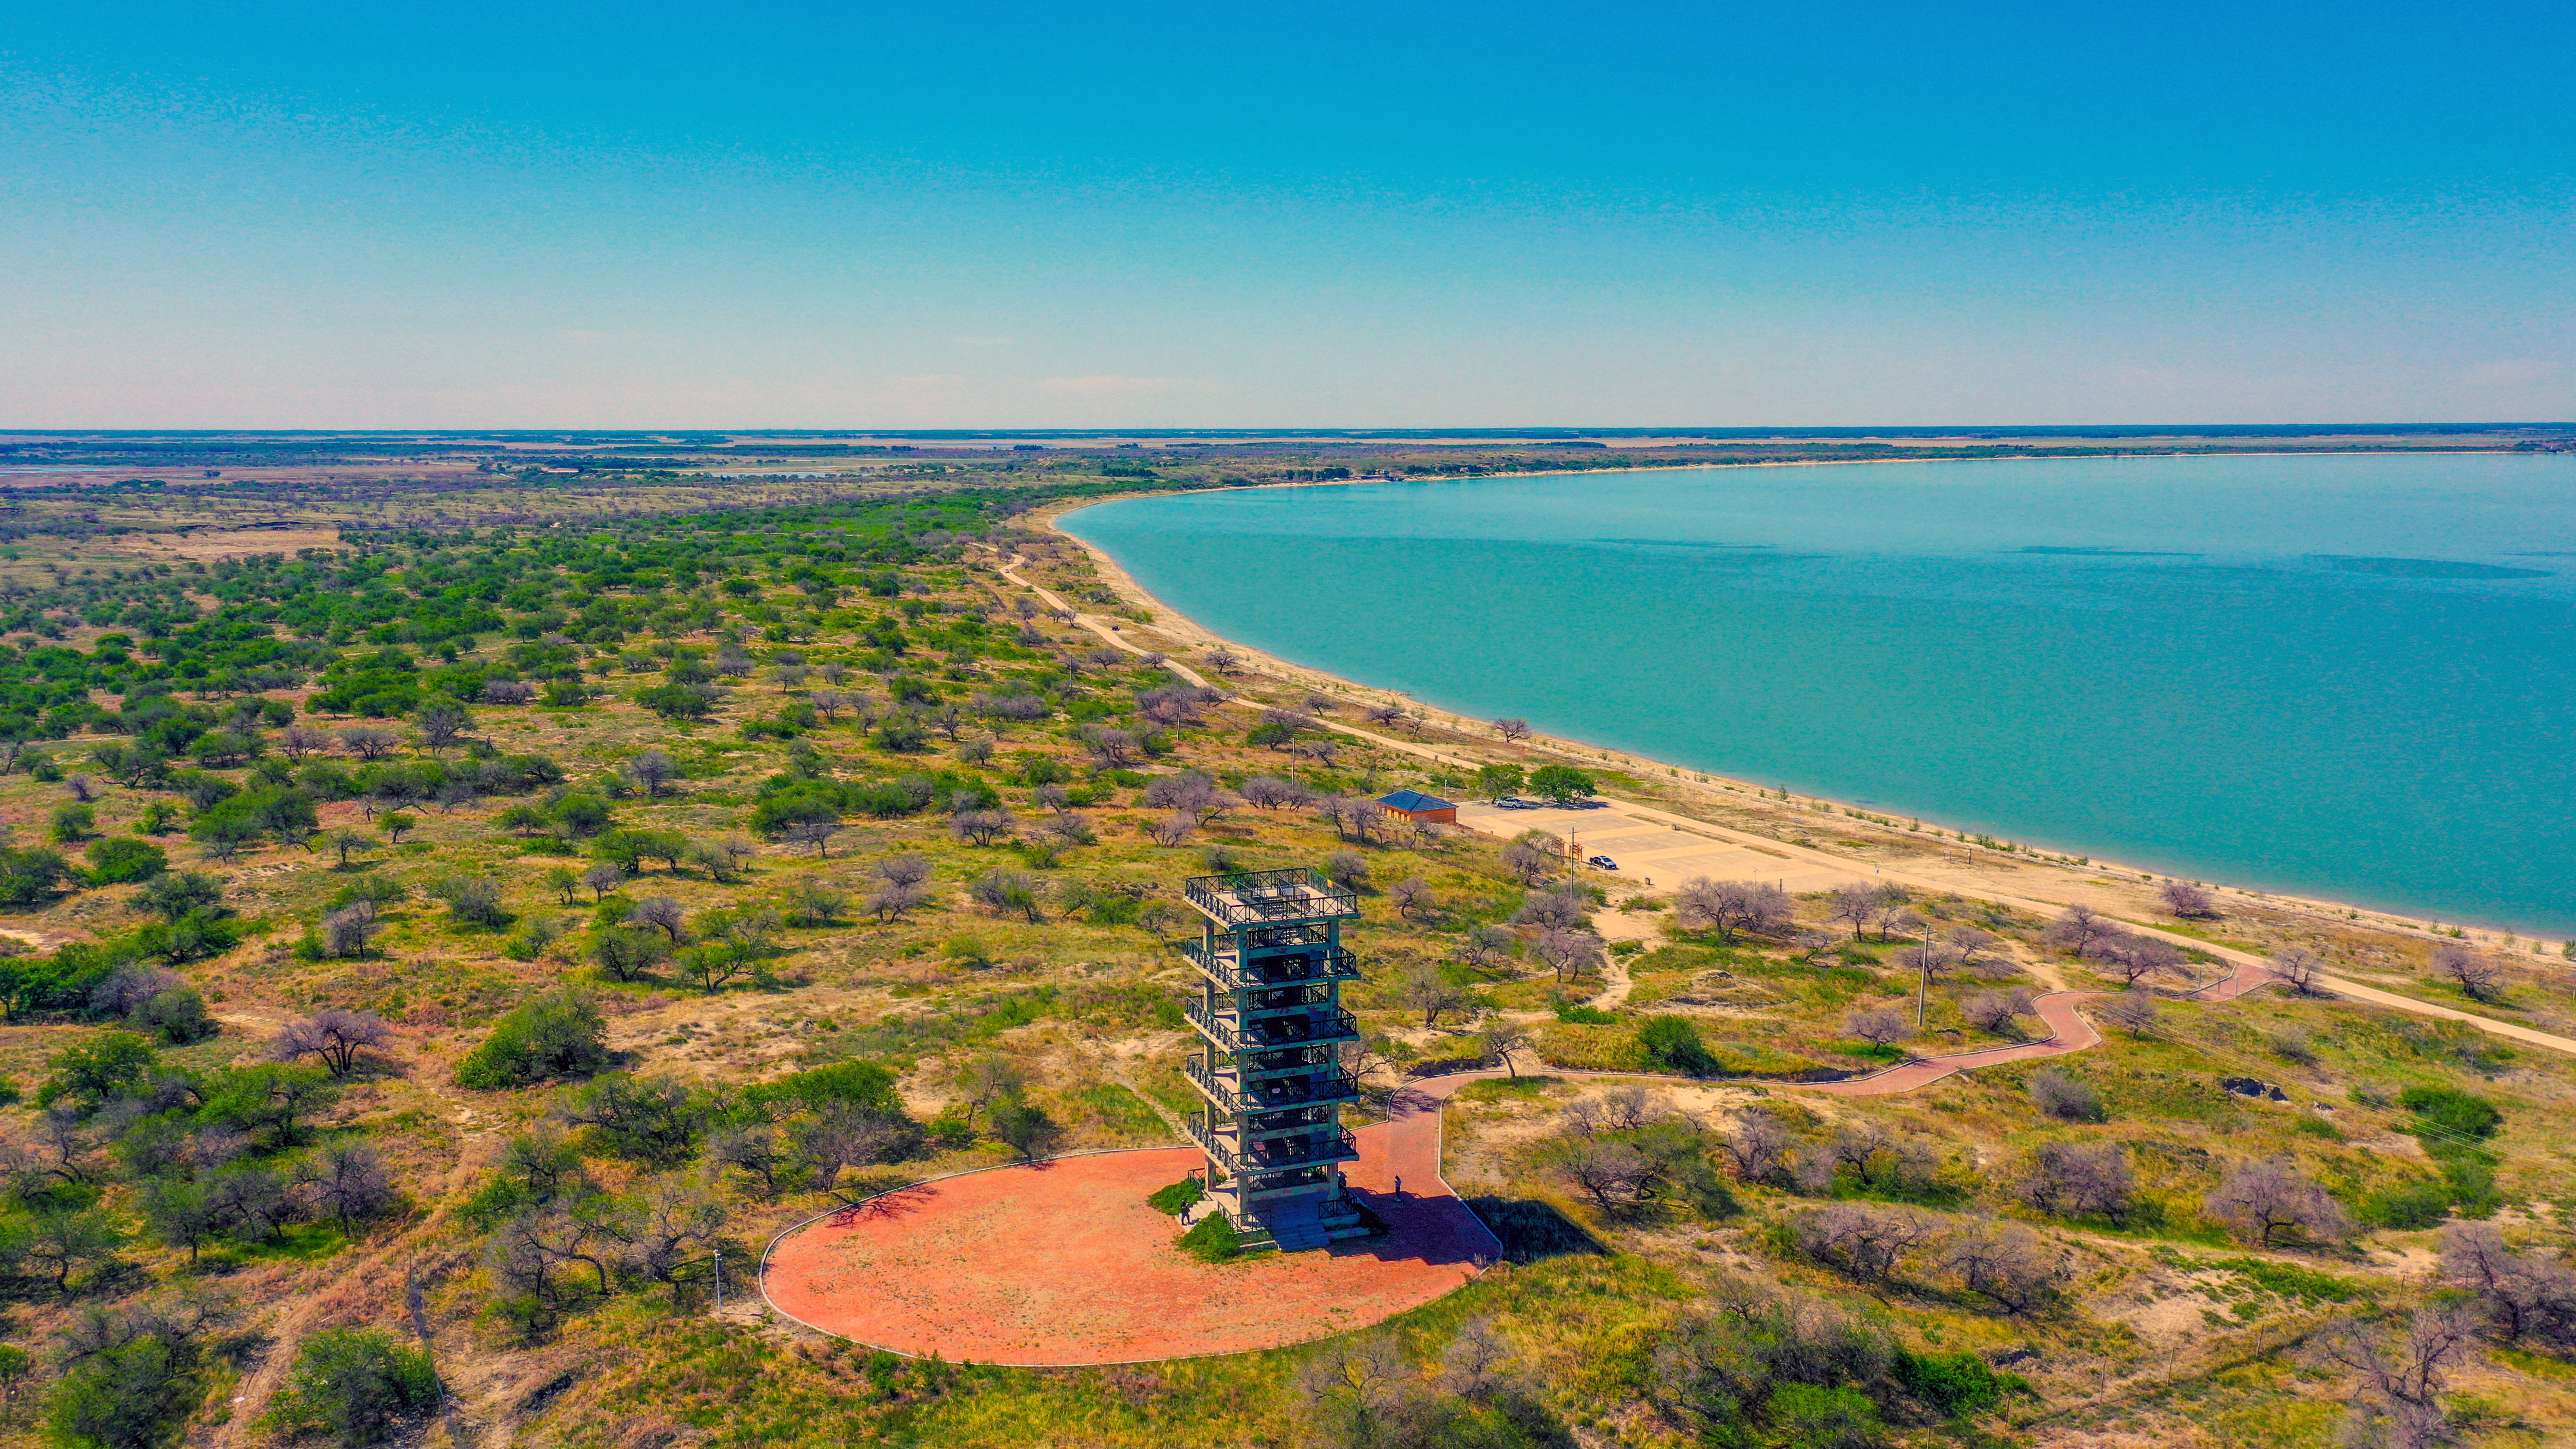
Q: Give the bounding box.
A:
[760,1123,1492,1365]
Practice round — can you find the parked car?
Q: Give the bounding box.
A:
[1588,855,1618,870]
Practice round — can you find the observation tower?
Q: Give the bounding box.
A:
[1180,867,1370,1252]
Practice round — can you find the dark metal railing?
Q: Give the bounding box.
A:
[1240,1042,1340,1074]
[1180,940,1361,990]
[1185,1114,1359,1173]
[1187,1054,1358,1112]
[1184,868,1361,928]
[1183,999,1361,1052]
[1244,1103,1337,1134]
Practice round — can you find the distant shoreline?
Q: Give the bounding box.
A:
[1038,466,2573,954]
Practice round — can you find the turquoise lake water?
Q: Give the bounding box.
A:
[1062,454,2576,934]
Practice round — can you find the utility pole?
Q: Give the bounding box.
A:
[1916,919,1932,1029]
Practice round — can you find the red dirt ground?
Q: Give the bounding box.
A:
[760,1122,1494,1365]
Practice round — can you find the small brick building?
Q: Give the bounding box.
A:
[1375,789,1458,825]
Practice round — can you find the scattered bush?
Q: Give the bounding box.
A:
[1177,1212,1239,1262]
[455,992,610,1089]
[2027,1070,2106,1122]
[262,1328,440,1448]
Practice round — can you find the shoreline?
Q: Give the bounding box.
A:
[1031,484,2574,956]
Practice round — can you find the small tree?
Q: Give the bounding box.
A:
[2271,945,2328,995]
[955,1055,1027,1129]
[1475,763,1525,802]
[413,699,472,752]
[1526,765,1594,805]
[1455,923,1513,970]
[2097,990,2159,1037]
[1480,1022,1534,1078]
[1397,966,1475,1029]
[455,992,611,1089]
[626,896,689,944]
[876,853,931,887]
[990,1097,1062,1161]
[1493,718,1532,743]
[1939,1223,2066,1316]
[1323,848,1370,889]
[622,749,680,798]
[1389,877,1431,919]
[1962,988,2036,1038]
[1846,1007,1914,1054]
[949,808,1017,846]
[865,878,932,922]
[425,874,508,929]
[269,1009,393,1078]
[319,902,383,959]
[1674,878,1792,942]
[1499,830,1557,886]
[298,1144,400,1235]
[2158,881,2219,918]
[2018,1141,2135,1221]
[378,813,418,845]
[2432,943,2504,1003]
[324,829,377,868]
[2312,1305,2479,1449]
[2043,903,2113,957]
[1528,926,1604,984]
[2206,1156,2351,1248]
[968,869,1046,923]
[2027,1070,2106,1122]
[580,862,625,902]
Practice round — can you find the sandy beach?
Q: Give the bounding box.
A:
[1018,491,2573,968]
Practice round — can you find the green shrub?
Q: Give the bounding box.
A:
[1639,1014,1717,1074]
[1147,1177,1205,1216]
[1177,1212,1239,1262]
[1763,1382,1885,1446]
[39,1030,158,1109]
[2362,1177,2452,1229]
[1556,1003,1617,1025]
[454,991,609,1089]
[142,987,217,1045]
[2399,1085,2501,1140]
[743,1061,902,1116]
[84,837,168,885]
[1893,1349,2020,1417]
[261,1328,439,1447]
[45,1329,207,1449]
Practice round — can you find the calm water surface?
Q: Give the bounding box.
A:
[1063,454,2576,933]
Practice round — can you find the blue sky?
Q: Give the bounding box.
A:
[3,1,2569,427]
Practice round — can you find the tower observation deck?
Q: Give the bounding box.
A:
[1179,867,1371,1252]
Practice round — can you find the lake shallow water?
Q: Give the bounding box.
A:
[1063,454,2576,934]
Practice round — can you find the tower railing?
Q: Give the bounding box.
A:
[1184,1056,1363,1112]
[1185,1114,1359,1173]
[1183,998,1360,1051]
[1183,868,1360,928]
[1179,939,1361,990]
